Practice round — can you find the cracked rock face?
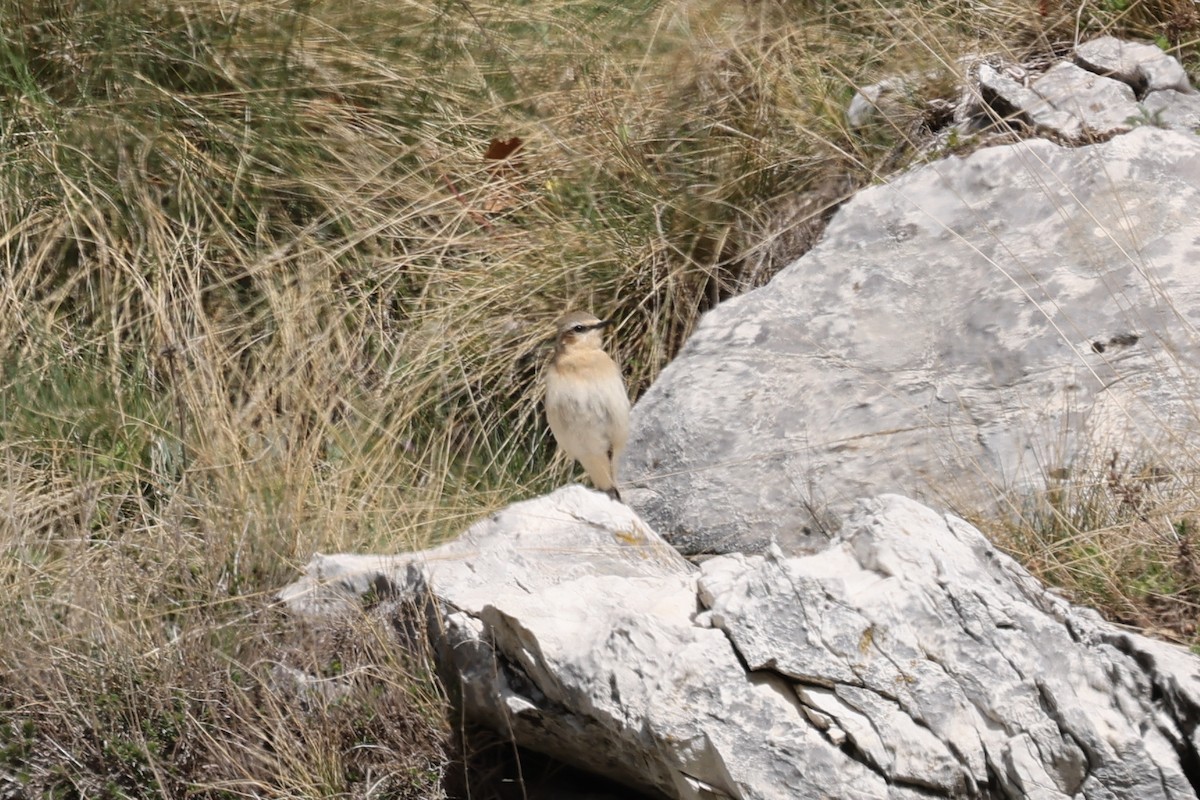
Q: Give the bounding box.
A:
[620,125,1200,555]
[280,488,1200,800]
[700,496,1199,798]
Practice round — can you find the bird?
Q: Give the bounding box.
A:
[544,311,630,500]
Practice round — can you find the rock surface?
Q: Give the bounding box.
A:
[977,63,1083,139]
[850,36,1197,145]
[1144,89,1200,130]
[621,124,1200,555]
[1075,36,1194,97]
[280,488,1200,800]
[1028,61,1141,138]
[984,37,1196,140]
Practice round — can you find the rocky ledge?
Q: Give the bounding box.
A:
[849,36,1200,143]
[281,487,1200,800]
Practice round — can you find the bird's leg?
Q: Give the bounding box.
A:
[605,446,622,502]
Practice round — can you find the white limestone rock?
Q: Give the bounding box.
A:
[280,490,1200,799]
[977,62,1083,139]
[875,39,1197,144]
[1031,62,1142,137]
[281,486,892,800]
[1075,36,1194,96]
[699,495,1198,798]
[621,125,1200,555]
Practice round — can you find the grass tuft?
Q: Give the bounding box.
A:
[980,451,1200,646]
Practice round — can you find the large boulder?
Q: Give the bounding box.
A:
[280,487,1200,800]
[620,125,1200,555]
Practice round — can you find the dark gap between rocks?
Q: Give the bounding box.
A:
[446,724,662,800]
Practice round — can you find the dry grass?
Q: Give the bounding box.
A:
[977,451,1200,647]
[1,0,1199,795]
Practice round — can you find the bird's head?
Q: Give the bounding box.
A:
[553,311,610,352]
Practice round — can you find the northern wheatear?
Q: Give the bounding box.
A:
[544,311,630,500]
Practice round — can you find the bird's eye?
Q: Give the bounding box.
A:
[572,324,587,333]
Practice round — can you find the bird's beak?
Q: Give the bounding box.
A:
[596,319,612,329]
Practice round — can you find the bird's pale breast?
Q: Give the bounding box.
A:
[545,350,629,453]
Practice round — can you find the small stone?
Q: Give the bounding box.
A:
[847,78,909,129]
[977,63,1083,140]
[1075,36,1193,96]
[1032,61,1141,137]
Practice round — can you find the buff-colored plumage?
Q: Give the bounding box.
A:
[545,312,630,498]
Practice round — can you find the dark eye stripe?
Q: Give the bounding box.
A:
[563,321,607,336]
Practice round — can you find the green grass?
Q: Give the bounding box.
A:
[2,0,1199,795]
